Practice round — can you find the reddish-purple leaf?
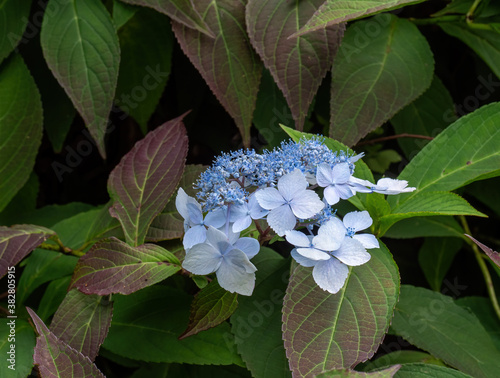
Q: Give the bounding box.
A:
[294,0,427,36]
[282,242,399,377]
[179,279,238,340]
[466,234,500,268]
[70,237,181,295]
[27,308,105,378]
[147,164,205,242]
[246,0,344,131]
[108,114,188,246]
[172,0,262,147]
[316,365,401,377]
[119,0,215,37]
[0,224,55,279]
[50,290,113,361]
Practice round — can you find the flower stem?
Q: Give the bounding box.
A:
[459,216,500,321]
[466,0,483,21]
[39,236,84,257]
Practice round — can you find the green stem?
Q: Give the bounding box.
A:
[459,216,500,322]
[39,237,84,258]
[466,0,483,21]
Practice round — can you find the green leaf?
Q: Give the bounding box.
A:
[17,250,78,305]
[147,164,205,242]
[391,285,500,378]
[418,238,463,291]
[27,308,105,377]
[120,0,215,37]
[0,0,31,64]
[81,203,123,249]
[391,75,456,159]
[282,241,399,376]
[0,319,35,377]
[246,0,344,132]
[172,0,262,147]
[317,365,401,377]
[0,173,38,226]
[37,276,72,322]
[294,0,428,36]
[330,14,434,146]
[439,23,500,80]
[379,191,485,236]
[180,279,238,339]
[102,285,242,365]
[0,224,55,279]
[50,290,113,361]
[115,8,173,133]
[394,363,473,378]
[108,114,188,246]
[388,102,500,208]
[40,0,120,158]
[0,54,43,212]
[70,237,181,295]
[113,0,138,30]
[383,216,464,239]
[360,351,444,371]
[231,247,292,378]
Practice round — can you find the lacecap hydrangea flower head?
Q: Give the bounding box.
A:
[176,137,415,296]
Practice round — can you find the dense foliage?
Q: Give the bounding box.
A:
[1,0,500,377]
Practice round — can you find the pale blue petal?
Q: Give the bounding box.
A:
[375,178,416,194]
[297,247,331,261]
[278,169,307,202]
[285,230,312,248]
[290,190,324,219]
[226,228,241,245]
[349,153,364,163]
[332,238,371,266]
[175,188,190,220]
[233,237,260,258]
[205,207,227,228]
[336,183,355,200]
[183,225,207,249]
[229,203,248,222]
[232,216,252,233]
[316,163,334,187]
[266,205,296,236]
[312,258,349,294]
[323,185,340,205]
[348,177,375,193]
[313,218,345,251]
[353,234,379,249]
[255,187,285,210]
[216,249,257,296]
[187,203,203,225]
[182,242,222,275]
[291,249,317,267]
[248,194,269,219]
[205,226,231,253]
[343,211,372,232]
[331,163,351,184]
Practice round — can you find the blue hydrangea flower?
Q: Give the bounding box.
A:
[182,226,259,295]
[341,211,379,249]
[316,162,355,205]
[255,169,324,236]
[175,188,226,249]
[285,218,371,294]
[229,193,269,232]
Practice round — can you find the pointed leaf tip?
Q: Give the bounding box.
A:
[466,234,500,268]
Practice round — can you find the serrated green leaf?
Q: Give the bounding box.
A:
[418,238,463,291]
[359,351,444,372]
[317,365,401,377]
[379,191,485,235]
[172,0,262,147]
[115,8,173,133]
[41,0,120,158]
[246,0,344,132]
[282,241,399,376]
[395,363,473,378]
[102,285,242,365]
[180,279,238,339]
[383,216,464,239]
[50,290,113,361]
[70,237,181,295]
[231,247,292,378]
[0,319,35,378]
[391,285,500,378]
[388,102,500,208]
[391,75,456,159]
[120,0,215,37]
[0,54,43,212]
[108,114,188,246]
[294,0,428,36]
[0,0,31,64]
[440,22,500,80]
[330,14,434,146]
[27,308,105,377]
